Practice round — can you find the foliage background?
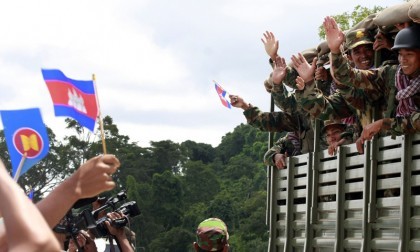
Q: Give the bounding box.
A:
[0,116,283,252]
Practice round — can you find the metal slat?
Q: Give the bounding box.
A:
[399,135,412,252]
[304,153,313,252]
[334,146,346,252]
[284,157,294,252]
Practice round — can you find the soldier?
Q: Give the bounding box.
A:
[193,218,229,252]
[323,17,420,152]
[229,55,314,168]
[321,119,355,156]
[292,28,381,129]
[229,94,311,168]
[356,25,420,152]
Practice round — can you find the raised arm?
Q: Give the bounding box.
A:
[0,159,61,251]
[36,154,121,228]
[323,16,345,54]
[261,31,279,61]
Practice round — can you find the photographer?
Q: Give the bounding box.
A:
[103,212,135,252]
[92,198,136,252]
[0,154,121,250]
[67,230,97,252]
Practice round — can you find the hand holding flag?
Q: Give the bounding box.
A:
[214,81,231,109]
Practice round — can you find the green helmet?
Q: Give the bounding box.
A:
[392,24,420,50]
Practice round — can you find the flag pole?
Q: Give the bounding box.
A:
[93,74,107,154]
[13,152,27,181]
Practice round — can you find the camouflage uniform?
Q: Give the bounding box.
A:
[261,72,314,162]
[243,105,302,133]
[331,52,420,135]
[391,112,420,135]
[196,218,229,251]
[330,52,398,119]
[264,77,298,114]
[263,131,311,166]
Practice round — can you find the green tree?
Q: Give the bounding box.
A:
[151,171,184,229]
[318,5,384,39]
[148,227,194,252]
[181,160,220,205]
[181,140,215,164]
[149,140,185,174]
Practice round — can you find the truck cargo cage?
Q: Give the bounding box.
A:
[267,132,420,252]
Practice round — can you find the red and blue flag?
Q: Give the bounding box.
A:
[42,69,98,132]
[0,108,50,178]
[214,81,231,109]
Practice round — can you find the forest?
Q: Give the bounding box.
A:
[0,116,283,251]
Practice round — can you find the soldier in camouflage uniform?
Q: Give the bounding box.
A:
[230,53,315,168]
[194,218,229,252]
[346,24,420,153]
[229,93,313,159]
[261,33,318,166]
[291,28,384,132]
[259,30,365,162]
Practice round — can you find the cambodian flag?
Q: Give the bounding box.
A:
[214,81,231,109]
[0,108,50,178]
[41,69,98,132]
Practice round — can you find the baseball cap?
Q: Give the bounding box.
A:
[321,119,346,135]
[345,29,374,51]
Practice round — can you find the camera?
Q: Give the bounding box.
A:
[54,190,140,240]
[91,200,141,238]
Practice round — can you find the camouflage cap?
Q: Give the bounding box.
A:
[321,119,346,135]
[196,218,229,251]
[345,28,374,51]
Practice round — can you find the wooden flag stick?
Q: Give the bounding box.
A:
[93,74,107,154]
[13,152,27,182]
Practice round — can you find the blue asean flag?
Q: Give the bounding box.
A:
[41,69,98,132]
[0,108,50,177]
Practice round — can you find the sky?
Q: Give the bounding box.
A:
[0,0,404,148]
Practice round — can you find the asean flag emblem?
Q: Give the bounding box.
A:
[12,128,44,158]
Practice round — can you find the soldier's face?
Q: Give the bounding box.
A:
[398,49,420,77]
[348,44,374,70]
[325,127,343,145]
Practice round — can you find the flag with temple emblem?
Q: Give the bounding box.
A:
[214,81,231,109]
[0,108,49,177]
[42,69,99,132]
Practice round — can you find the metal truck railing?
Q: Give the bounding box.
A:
[266,131,420,252]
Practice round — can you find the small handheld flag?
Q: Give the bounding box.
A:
[42,69,99,132]
[214,81,231,109]
[0,108,50,178]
